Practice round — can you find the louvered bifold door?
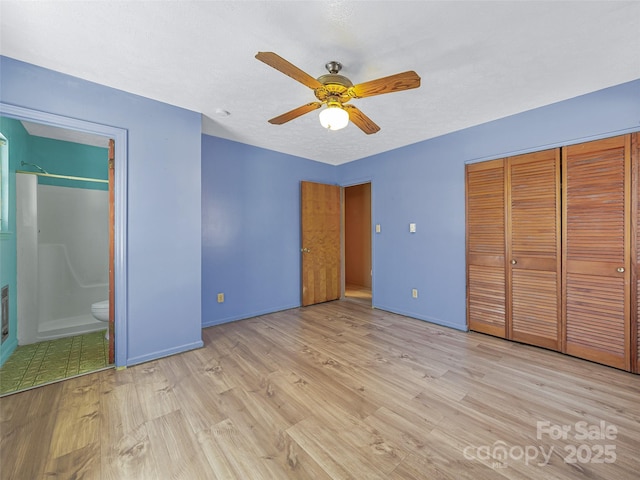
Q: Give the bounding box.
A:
[563,134,632,371]
[632,133,640,373]
[466,159,506,337]
[507,149,561,350]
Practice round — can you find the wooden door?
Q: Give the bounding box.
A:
[563,134,631,370]
[466,159,507,337]
[301,181,341,306]
[507,149,561,350]
[632,133,640,373]
[108,139,115,364]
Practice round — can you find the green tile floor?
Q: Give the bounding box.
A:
[0,330,111,396]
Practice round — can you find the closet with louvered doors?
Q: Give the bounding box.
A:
[562,134,632,371]
[466,149,561,348]
[467,133,640,372]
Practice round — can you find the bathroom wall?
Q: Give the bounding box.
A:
[27,135,108,190]
[0,117,29,366]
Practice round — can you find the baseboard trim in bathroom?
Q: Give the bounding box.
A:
[0,330,113,396]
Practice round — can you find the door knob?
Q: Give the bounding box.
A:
[511,259,517,265]
[617,267,625,273]
[301,248,311,253]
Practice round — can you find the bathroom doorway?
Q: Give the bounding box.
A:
[344,182,372,305]
[0,114,118,395]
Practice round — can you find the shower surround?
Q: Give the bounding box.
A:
[16,174,108,344]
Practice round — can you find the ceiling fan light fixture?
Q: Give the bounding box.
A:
[255,52,420,134]
[319,104,349,131]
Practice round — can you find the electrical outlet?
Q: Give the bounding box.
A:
[412,288,418,298]
[217,293,224,303]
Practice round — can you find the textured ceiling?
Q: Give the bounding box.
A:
[1,1,639,165]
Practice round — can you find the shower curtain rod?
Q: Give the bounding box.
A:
[16,170,108,184]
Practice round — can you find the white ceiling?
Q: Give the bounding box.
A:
[1,1,639,165]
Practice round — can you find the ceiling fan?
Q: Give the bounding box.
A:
[255,52,421,134]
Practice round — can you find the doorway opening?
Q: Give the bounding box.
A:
[0,104,127,395]
[344,182,372,305]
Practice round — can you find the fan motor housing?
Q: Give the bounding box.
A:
[315,74,353,103]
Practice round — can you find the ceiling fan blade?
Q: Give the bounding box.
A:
[268,102,322,125]
[256,52,323,90]
[343,105,380,134]
[348,71,421,99]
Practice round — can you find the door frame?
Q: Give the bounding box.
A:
[1,103,129,367]
[341,179,374,304]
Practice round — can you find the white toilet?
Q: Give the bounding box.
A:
[91,300,109,339]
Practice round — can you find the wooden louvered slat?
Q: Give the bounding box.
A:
[468,265,505,337]
[565,147,626,263]
[467,165,505,256]
[566,274,626,367]
[511,270,558,349]
[508,149,561,350]
[466,159,506,337]
[563,135,631,371]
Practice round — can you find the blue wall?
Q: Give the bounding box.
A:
[339,78,640,330]
[1,56,203,366]
[340,144,465,329]
[201,136,336,326]
[202,79,640,332]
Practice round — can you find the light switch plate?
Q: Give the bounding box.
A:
[409,223,416,233]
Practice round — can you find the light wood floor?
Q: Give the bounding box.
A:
[345,283,372,305]
[2,300,639,479]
